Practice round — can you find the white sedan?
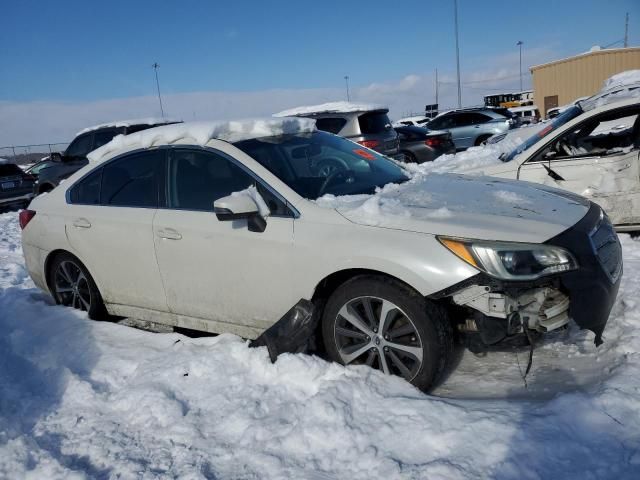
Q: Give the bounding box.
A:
[20,118,622,391]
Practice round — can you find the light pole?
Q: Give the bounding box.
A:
[152,62,165,119]
[453,0,462,109]
[344,75,351,102]
[517,41,523,92]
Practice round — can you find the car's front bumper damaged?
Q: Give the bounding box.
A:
[440,203,622,351]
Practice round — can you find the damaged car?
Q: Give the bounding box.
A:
[478,98,640,232]
[20,118,622,392]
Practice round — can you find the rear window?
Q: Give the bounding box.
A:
[358,111,391,134]
[315,117,347,134]
[0,163,23,176]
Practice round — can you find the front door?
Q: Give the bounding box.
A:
[153,147,296,332]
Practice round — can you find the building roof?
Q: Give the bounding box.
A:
[530,46,640,72]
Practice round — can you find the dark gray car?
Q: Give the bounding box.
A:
[32,119,180,194]
[275,104,403,160]
[394,126,456,163]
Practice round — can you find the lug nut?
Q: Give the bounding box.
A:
[373,328,378,333]
[383,346,389,352]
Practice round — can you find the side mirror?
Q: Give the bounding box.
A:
[50,152,63,162]
[213,194,266,232]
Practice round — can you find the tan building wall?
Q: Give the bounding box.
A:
[531,47,640,117]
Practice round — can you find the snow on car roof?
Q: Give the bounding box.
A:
[87,117,317,163]
[75,117,181,137]
[603,69,640,90]
[274,101,387,117]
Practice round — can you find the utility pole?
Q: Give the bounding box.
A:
[624,12,629,48]
[344,75,351,102]
[152,62,165,119]
[435,68,439,106]
[517,41,523,92]
[453,0,462,108]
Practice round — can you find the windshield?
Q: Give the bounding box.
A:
[234,131,408,200]
[501,105,583,162]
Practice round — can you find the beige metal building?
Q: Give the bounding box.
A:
[531,46,640,117]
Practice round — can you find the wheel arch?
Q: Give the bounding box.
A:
[44,249,88,294]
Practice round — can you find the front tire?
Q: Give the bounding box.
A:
[321,275,453,392]
[49,253,108,320]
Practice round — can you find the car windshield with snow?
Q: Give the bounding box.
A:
[20,117,622,392]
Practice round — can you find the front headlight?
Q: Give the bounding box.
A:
[439,237,578,280]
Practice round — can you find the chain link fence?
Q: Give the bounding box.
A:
[0,143,69,166]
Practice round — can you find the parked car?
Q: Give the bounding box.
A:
[508,105,540,125]
[476,98,640,231]
[274,102,403,161]
[394,126,455,163]
[425,108,514,150]
[33,118,179,195]
[0,161,35,211]
[21,118,622,392]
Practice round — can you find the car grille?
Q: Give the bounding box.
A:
[590,215,622,283]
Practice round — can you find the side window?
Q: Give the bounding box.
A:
[530,108,640,162]
[70,168,102,205]
[315,117,347,134]
[65,134,93,158]
[93,129,118,150]
[168,149,292,216]
[101,151,161,207]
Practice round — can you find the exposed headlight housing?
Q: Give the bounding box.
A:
[439,237,578,280]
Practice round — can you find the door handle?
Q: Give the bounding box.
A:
[72,218,91,228]
[156,228,182,240]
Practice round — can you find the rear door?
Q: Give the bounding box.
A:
[65,149,168,311]
[518,107,640,226]
[152,147,296,333]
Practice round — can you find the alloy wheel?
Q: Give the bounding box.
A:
[333,296,423,380]
[53,260,92,311]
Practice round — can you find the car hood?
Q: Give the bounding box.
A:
[321,173,590,243]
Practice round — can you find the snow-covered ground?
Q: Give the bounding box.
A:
[1,208,640,478]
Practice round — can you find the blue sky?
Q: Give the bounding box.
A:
[1,0,638,102]
[0,1,638,144]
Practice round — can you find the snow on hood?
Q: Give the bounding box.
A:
[274,101,387,117]
[87,117,317,163]
[75,117,181,136]
[317,173,590,243]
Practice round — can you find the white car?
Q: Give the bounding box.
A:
[20,118,622,392]
[477,98,640,232]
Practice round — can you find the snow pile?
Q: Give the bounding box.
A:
[274,101,386,117]
[88,117,317,163]
[76,117,181,136]
[1,210,640,478]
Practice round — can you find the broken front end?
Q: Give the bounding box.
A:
[437,204,622,352]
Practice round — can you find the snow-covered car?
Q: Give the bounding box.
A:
[393,115,432,127]
[20,118,622,392]
[34,118,180,195]
[274,102,403,161]
[476,98,640,231]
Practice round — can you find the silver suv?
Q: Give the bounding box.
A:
[275,103,402,160]
[426,108,514,150]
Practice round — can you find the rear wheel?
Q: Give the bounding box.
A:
[475,134,492,146]
[321,275,453,392]
[402,151,417,163]
[49,253,108,320]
